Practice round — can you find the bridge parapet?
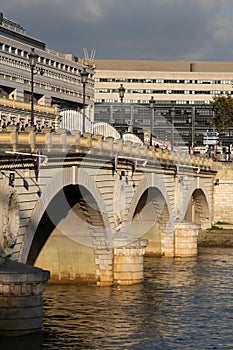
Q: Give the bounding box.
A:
[0,97,57,115]
[0,126,214,173]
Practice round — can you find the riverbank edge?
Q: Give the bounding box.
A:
[198,229,233,248]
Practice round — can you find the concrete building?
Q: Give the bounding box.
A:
[94,59,233,147]
[1,12,233,148]
[0,12,95,121]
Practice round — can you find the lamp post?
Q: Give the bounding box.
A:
[149,96,155,146]
[118,83,125,135]
[80,67,89,135]
[171,105,175,151]
[28,48,39,127]
[187,115,192,154]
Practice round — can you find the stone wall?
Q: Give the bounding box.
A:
[213,163,233,224]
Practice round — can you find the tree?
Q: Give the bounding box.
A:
[210,95,233,133]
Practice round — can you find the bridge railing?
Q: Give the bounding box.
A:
[0,127,214,172]
[0,97,57,115]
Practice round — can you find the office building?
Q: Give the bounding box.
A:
[0,12,94,122]
[94,59,233,147]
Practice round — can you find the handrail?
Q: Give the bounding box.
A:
[0,97,56,115]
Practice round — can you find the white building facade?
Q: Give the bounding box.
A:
[94,59,233,147]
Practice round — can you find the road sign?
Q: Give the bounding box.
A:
[203,130,219,145]
[203,139,219,145]
[203,131,219,138]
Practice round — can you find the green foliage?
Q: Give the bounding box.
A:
[210,95,233,132]
[207,225,222,231]
[215,221,231,225]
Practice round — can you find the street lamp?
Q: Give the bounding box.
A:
[118,83,125,135]
[187,115,192,154]
[80,67,89,135]
[28,48,39,127]
[171,105,175,151]
[149,96,155,145]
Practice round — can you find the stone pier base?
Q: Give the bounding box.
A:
[0,259,50,337]
[113,239,148,285]
[175,221,200,257]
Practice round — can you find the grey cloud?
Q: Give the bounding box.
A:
[1,0,233,60]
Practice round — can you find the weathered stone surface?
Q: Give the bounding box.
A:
[113,239,147,285]
[175,221,200,257]
[0,259,49,336]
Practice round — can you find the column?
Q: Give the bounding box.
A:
[113,239,148,285]
[175,221,200,257]
[0,259,50,336]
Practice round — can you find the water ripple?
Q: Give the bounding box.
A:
[1,248,233,349]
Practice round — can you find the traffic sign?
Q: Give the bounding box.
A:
[203,130,219,145]
[203,139,219,145]
[203,131,219,138]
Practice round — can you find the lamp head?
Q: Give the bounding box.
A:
[80,67,89,84]
[118,83,125,99]
[28,48,38,68]
[149,96,155,109]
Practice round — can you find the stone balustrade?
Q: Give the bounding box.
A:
[0,97,56,115]
[0,126,213,172]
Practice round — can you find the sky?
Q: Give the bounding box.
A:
[1,0,233,61]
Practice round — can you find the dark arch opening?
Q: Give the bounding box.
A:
[187,188,211,228]
[131,186,170,256]
[133,187,166,220]
[27,184,103,265]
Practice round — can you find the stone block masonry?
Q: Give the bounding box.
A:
[113,239,148,285]
[0,259,49,336]
[213,166,233,224]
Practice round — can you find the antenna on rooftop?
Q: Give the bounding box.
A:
[82,48,96,68]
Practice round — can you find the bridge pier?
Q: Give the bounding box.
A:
[96,239,148,286]
[174,221,200,257]
[113,239,148,285]
[0,259,49,336]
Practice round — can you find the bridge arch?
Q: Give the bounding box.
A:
[183,177,212,229]
[20,166,111,265]
[126,173,174,256]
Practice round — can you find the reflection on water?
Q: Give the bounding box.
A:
[1,248,233,349]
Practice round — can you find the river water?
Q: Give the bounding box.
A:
[1,247,233,349]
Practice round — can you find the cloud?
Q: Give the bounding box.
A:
[1,0,233,60]
[69,0,111,22]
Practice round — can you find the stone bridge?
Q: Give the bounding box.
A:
[0,125,217,287]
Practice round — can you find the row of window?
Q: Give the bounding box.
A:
[0,42,85,76]
[95,99,209,105]
[95,88,232,95]
[95,77,233,85]
[0,53,82,84]
[0,71,83,99]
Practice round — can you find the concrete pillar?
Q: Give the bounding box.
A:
[0,259,49,336]
[113,239,148,285]
[175,221,200,257]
